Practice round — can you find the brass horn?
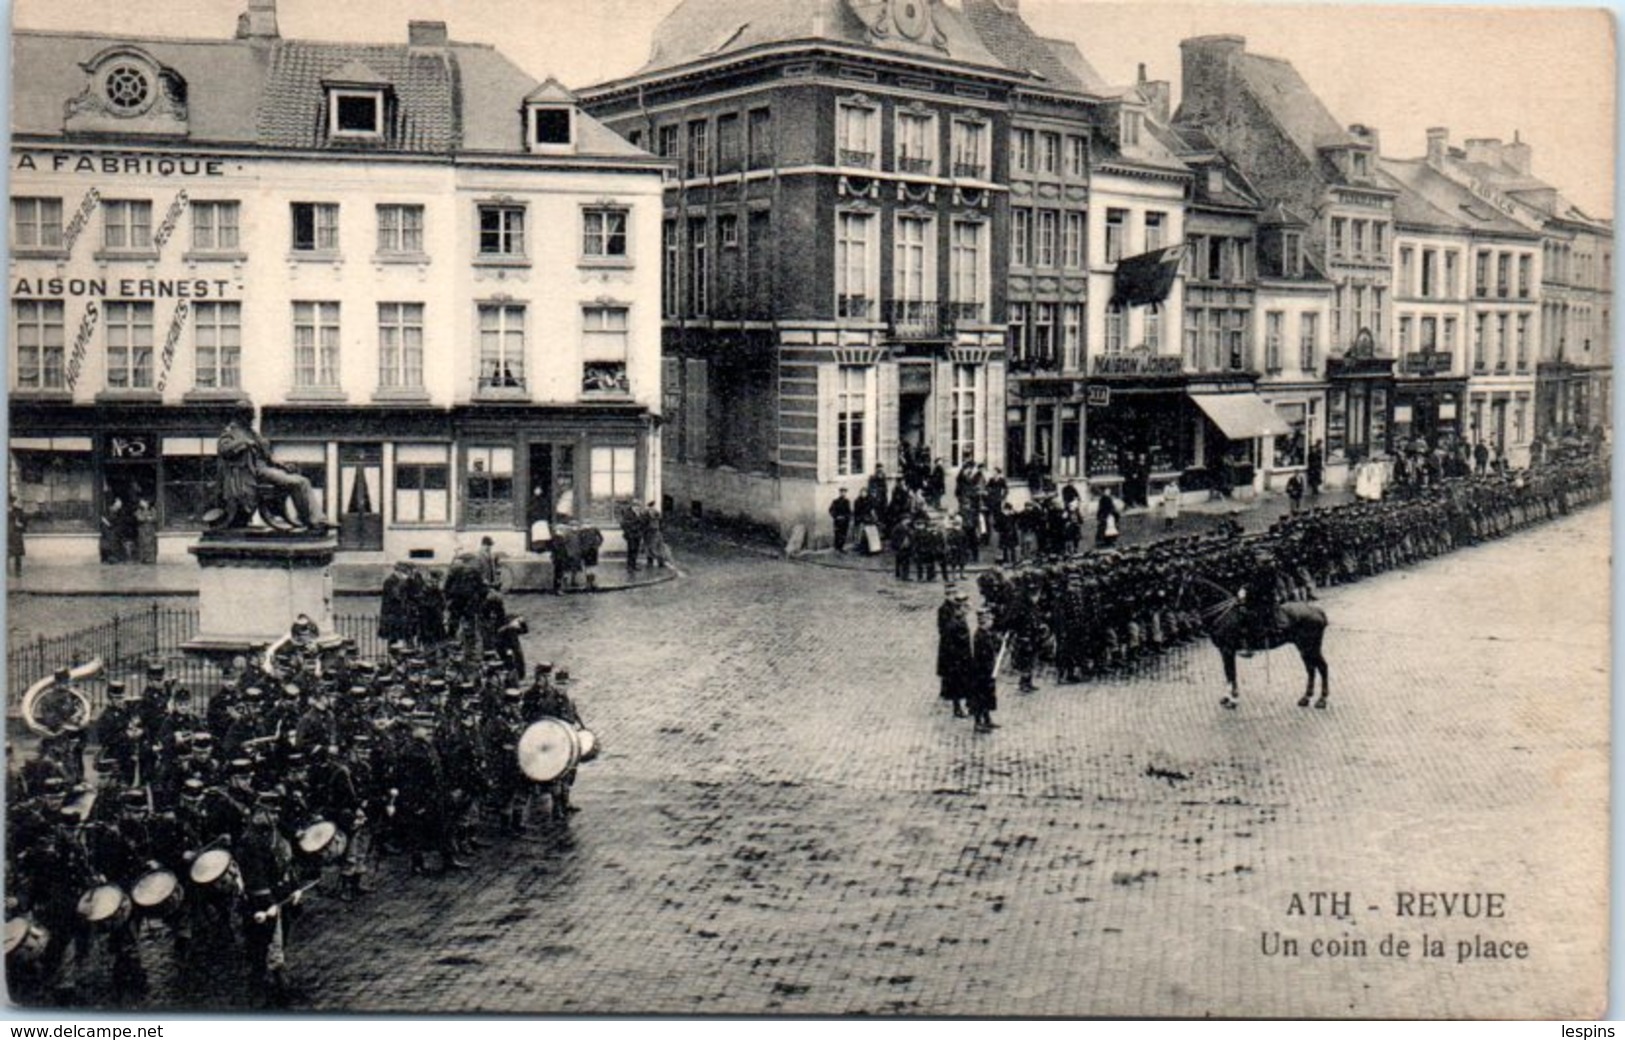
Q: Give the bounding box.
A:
[21,658,101,738]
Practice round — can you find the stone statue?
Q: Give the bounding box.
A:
[207,418,326,531]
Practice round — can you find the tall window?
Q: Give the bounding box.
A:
[1443,316,1458,353]
[1398,316,1413,353]
[1330,218,1346,259]
[951,365,977,465]
[1516,314,1529,369]
[1265,310,1284,371]
[1105,303,1125,353]
[1038,132,1060,175]
[896,111,935,173]
[478,205,525,257]
[747,108,773,169]
[187,200,241,253]
[103,199,153,251]
[1420,250,1436,298]
[1496,253,1511,298]
[1144,303,1162,351]
[1420,316,1437,353]
[1144,211,1166,252]
[477,303,526,389]
[1007,302,1030,361]
[1351,220,1366,258]
[1066,135,1087,177]
[464,445,515,526]
[582,207,629,259]
[656,125,679,159]
[376,204,424,254]
[687,217,709,315]
[1120,110,1142,148]
[836,211,874,319]
[1496,314,1509,368]
[836,365,868,477]
[292,301,340,389]
[1517,254,1532,298]
[1035,210,1058,268]
[1475,252,1490,296]
[1012,128,1035,173]
[662,219,680,317]
[1474,313,1487,370]
[582,306,630,394]
[894,216,931,310]
[686,119,710,177]
[1225,310,1245,369]
[1444,251,1459,297]
[1105,209,1126,263]
[193,301,242,390]
[1062,303,1084,371]
[1399,248,1415,295]
[1033,302,1056,363]
[590,445,638,507]
[290,202,338,252]
[377,302,424,390]
[1062,211,1085,269]
[950,119,987,178]
[1011,208,1032,268]
[715,112,742,172]
[104,301,155,389]
[13,300,65,390]
[1299,313,1318,372]
[837,103,877,168]
[12,197,63,250]
[394,444,449,525]
[950,221,985,318]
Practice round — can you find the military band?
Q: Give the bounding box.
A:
[4,617,595,1008]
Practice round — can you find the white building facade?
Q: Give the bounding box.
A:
[9,7,666,564]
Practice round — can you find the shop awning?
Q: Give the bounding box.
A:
[1190,393,1293,439]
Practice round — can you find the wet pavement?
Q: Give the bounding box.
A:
[8,504,1610,1018]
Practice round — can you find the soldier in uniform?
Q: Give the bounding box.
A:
[968,609,1001,734]
[529,670,584,819]
[235,791,303,1006]
[935,586,973,719]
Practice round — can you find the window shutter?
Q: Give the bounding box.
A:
[983,361,1005,466]
[685,358,708,464]
[816,362,837,483]
[662,357,682,461]
[875,361,899,477]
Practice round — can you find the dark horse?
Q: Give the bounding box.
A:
[1177,571,1330,710]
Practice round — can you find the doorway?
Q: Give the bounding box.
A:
[337,443,383,551]
[527,443,575,548]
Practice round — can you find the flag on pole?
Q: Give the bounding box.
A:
[1111,244,1185,307]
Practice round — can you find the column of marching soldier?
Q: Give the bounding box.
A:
[3,613,589,1008]
[958,455,1610,693]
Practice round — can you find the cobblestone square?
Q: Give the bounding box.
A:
[10,506,1608,1018]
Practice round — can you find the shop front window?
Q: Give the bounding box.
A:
[589,445,638,511]
[160,436,217,530]
[271,443,328,521]
[464,445,515,526]
[9,436,96,531]
[394,444,450,525]
[1274,404,1307,467]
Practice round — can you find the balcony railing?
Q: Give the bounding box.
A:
[951,161,985,179]
[883,298,941,338]
[839,149,877,169]
[947,300,986,325]
[837,294,874,320]
[897,155,934,175]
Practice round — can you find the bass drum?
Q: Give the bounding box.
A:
[4,918,50,965]
[517,718,580,782]
[131,869,184,917]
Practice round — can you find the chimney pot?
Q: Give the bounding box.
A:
[236,0,279,39]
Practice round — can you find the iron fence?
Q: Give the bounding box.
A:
[7,605,384,718]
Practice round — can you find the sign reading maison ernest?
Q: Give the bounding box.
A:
[12,277,233,299]
[14,150,228,176]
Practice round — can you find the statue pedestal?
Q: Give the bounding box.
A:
[182,530,338,662]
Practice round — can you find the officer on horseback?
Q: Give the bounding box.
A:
[1238,549,1282,654]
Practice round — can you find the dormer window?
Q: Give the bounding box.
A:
[1120,109,1143,149]
[531,107,572,147]
[331,89,384,137]
[1350,151,1369,178]
[322,61,392,143]
[524,78,581,154]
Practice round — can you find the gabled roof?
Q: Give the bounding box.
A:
[959,0,1083,90]
[524,77,576,104]
[636,0,1008,78]
[1379,158,1537,239]
[1231,51,1352,160]
[12,28,650,161]
[1039,37,1109,94]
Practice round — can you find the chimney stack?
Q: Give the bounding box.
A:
[1503,130,1532,175]
[1425,127,1448,167]
[409,20,449,47]
[1141,79,1171,124]
[235,0,279,40]
[1179,36,1246,122]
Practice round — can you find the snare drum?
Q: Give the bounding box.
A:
[3,918,50,965]
[76,884,132,929]
[576,726,599,764]
[189,849,243,896]
[295,820,349,863]
[131,869,184,917]
[517,718,579,783]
